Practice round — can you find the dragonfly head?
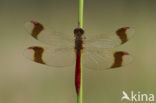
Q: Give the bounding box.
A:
[74,28,84,37]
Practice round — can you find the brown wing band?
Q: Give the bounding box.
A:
[111,52,124,68]
[116,28,128,44]
[31,23,44,39]
[33,47,45,64]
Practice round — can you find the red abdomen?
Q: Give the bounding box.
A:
[75,52,81,95]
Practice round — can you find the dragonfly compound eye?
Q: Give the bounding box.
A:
[74,28,84,36]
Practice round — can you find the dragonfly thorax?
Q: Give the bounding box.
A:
[74,28,84,37]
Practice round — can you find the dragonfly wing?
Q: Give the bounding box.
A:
[84,27,135,49]
[24,46,75,67]
[83,48,133,70]
[25,21,74,48]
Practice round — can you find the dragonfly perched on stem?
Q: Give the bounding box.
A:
[24,1,135,103]
[24,20,134,92]
[24,20,134,68]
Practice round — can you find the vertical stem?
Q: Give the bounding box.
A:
[78,0,84,28]
[77,0,84,103]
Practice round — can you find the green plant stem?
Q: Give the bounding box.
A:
[78,0,84,28]
[77,0,84,103]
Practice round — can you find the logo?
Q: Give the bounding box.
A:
[121,91,155,102]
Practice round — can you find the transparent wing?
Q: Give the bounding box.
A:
[84,27,135,49]
[24,46,75,67]
[83,48,133,70]
[25,21,74,48]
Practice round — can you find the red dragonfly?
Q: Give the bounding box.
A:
[24,21,134,94]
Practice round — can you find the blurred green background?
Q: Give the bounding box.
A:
[0,0,156,103]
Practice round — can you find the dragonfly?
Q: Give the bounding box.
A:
[24,20,134,94]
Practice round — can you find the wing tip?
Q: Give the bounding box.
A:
[27,46,36,50]
[30,20,40,25]
[121,26,135,31]
[123,27,130,30]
